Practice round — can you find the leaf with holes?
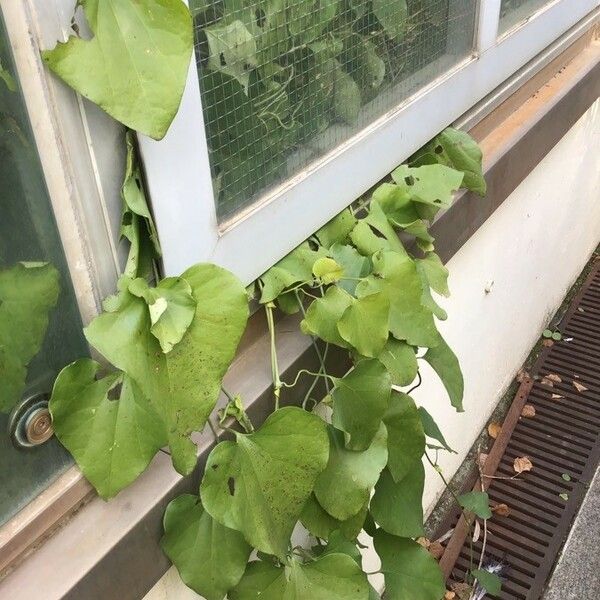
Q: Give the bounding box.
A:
[85,264,249,475]
[374,531,446,600]
[458,491,492,519]
[356,252,439,348]
[229,553,369,600]
[418,407,455,453]
[423,334,464,411]
[42,0,193,139]
[412,128,486,196]
[370,464,425,537]
[161,494,251,600]
[0,262,60,412]
[129,276,196,353]
[331,359,392,451]
[200,407,329,558]
[314,425,387,521]
[384,393,426,482]
[50,359,167,498]
[338,292,390,357]
[300,494,367,541]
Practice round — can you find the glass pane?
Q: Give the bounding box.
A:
[499,0,550,33]
[192,0,477,220]
[0,17,88,525]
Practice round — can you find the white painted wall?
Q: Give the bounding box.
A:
[144,100,600,599]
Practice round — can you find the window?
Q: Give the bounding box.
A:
[499,0,553,34]
[137,0,598,284]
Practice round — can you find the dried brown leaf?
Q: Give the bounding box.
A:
[444,592,456,600]
[516,368,529,383]
[521,404,536,418]
[513,456,533,474]
[542,339,554,347]
[547,373,562,383]
[428,541,444,560]
[551,393,563,400]
[488,422,502,439]
[416,537,430,549]
[573,381,588,393]
[492,503,511,517]
[451,582,473,600]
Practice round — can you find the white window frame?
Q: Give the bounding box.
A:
[137,0,596,284]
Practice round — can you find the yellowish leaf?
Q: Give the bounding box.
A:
[573,381,588,393]
[428,541,444,560]
[492,503,511,517]
[542,339,554,347]
[488,422,502,439]
[416,537,430,549]
[513,456,533,474]
[445,591,456,600]
[521,404,536,418]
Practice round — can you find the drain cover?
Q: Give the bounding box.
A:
[440,260,600,599]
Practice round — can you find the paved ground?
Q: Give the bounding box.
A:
[542,467,600,599]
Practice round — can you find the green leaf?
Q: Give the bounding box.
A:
[423,334,464,411]
[384,392,425,482]
[356,251,439,347]
[414,128,486,196]
[315,209,357,248]
[418,407,456,453]
[315,425,388,521]
[230,554,369,600]
[317,530,363,565]
[416,253,449,297]
[391,164,464,211]
[471,569,502,596]
[50,359,167,498]
[363,201,409,256]
[86,264,249,475]
[332,61,361,125]
[338,292,390,358]
[377,339,418,387]
[301,286,353,348]
[200,407,329,558]
[375,532,445,600]
[373,0,407,39]
[372,183,418,225]
[301,494,367,541]
[0,262,60,412]
[458,491,492,519]
[120,132,161,278]
[331,359,392,451]
[313,257,344,284]
[287,0,339,44]
[0,58,16,92]
[129,276,196,353]
[370,464,425,537]
[259,242,326,303]
[42,0,193,139]
[161,494,251,600]
[350,220,393,256]
[328,243,371,294]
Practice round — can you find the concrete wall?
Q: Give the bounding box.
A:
[144,100,600,599]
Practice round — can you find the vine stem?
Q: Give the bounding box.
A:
[265,301,281,410]
[280,369,333,389]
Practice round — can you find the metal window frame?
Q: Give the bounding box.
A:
[138,0,599,284]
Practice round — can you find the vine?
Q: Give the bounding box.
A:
[6,1,501,598]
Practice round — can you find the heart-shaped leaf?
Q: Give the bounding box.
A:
[50,359,167,498]
[0,262,60,412]
[300,495,367,541]
[377,339,417,387]
[85,264,249,475]
[458,491,492,519]
[229,554,369,600]
[328,243,371,294]
[315,209,357,248]
[374,531,445,600]
[42,0,193,139]
[383,393,425,482]
[423,334,464,411]
[301,286,353,348]
[370,464,425,538]
[331,359,392,451]
[200,407,329,558]
[161,494,251,600]
[315,425,388,521]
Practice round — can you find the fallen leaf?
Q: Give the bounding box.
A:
[444,592,456,600]
[472,519,481,543]
[559,492,569,501]
[492,503,511,517]
[451,582,473,600]
[478,453,488,469]
[561,473,571,482]
[573,381,588,393]
[488,422,502,439]
[542,339,554,347]
[516,368,530,383]
[416,537,430,549]
[513,456,533,474]
[428,541,444,559]
[521,404,536,418]
[551,393,563,400]
[541,373,561,386]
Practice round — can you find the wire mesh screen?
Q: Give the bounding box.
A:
[499,0,550,33]
[191,0,477,221]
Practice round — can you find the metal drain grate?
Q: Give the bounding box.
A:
[442,260,600,600]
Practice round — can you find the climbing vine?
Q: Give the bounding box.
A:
[5,0,502,598]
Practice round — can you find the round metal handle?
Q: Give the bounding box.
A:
[8,393,54,449]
